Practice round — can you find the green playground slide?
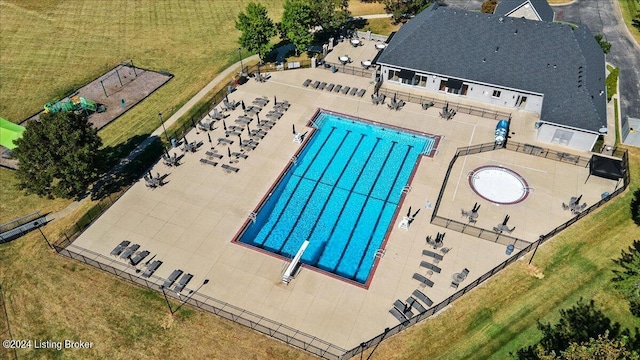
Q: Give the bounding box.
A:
[0,117,25,150]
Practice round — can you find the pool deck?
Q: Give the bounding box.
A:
[71,60,620,351]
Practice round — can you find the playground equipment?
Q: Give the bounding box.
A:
[44,95,106,114]
[0,117,25,150]
[495,119,509,146]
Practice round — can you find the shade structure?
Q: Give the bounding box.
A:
[398,69,415,80]
[446,78,463,90]
[588,154,625,181]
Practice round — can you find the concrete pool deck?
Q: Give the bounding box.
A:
[71,65,620,351]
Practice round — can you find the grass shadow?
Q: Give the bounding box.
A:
[631,188,640,226]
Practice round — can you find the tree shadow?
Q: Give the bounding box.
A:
[631,189,640,226]
[90,135,164,200]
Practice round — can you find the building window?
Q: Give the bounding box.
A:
[492,90,502,98]
[439,80,447,91]
[389,70,399,82]
[418,75,427,87]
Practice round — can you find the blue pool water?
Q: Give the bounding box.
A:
[239,111,437,284]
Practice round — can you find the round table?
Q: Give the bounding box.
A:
[452,273,465,282]
[339,56,350,64]
[375,43,386,50]
[351,39,361,46]
[362,60,372,67]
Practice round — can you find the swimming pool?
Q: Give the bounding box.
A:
[238,110,438,285]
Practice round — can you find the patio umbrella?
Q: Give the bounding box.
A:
[223,120,227,131]
[164,148,171,158]
[274,95,277,105]
[183,135,189,145]
[502,215,510,226]
[207,133,213,149]
[241,101,246,111]
[406,206,412,217]
[191,118,199,134]
[256,113,260,123]
[225,93,229,103]
[227,147,232,158]
[148,170,153,179]
[575,194,583,204]
[246,123,251,134]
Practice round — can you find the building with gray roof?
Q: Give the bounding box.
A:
[494,0,555,22]
[376,4,606,151]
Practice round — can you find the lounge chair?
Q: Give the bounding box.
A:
[130,250,150,266]
[311,81,320,89]
[334,85,342,93]
[235,118,251,125]
[422,250,444,260]
[389,307,408,323]
[406,296,427,313]
[413,273,434,287]
[303,79,312,87]
[142,260,163,278]
[205,151,223,159]
[120,244,140,260]
[412,289,433,307]
[110,240,130,256]
[356,89,366,97]
[162,269,183,289]
[419,261,442,273]
[326,84,335,92]
[174,273,193,292]
[562,202,569,210]
[231,152,248,159]
[349,87,358,96]
[217,138,234,145]
[393,299,414,318]
[341,86,350,94]
[318,82,327,90]
[451,281,459,289]
[200,158,218,167]
[222,164,240,173]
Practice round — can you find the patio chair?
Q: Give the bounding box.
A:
[412,289,433,307]
[199,158,218,167]
[356,89,366,97]
[142,260,163,278]
[221,164,240,173]
[326,84,335,92]
[334,85,342,93]
[393,300,414,318]
[162,269,184,289]
[440,247,451,254]
[451,281,459,289]
[406,296,427,313]
[341,86,350,94]
[562,202,569,210]
[174,273,193,293]
[422,101,435,110]
[303,79,312,87]
[110,240,130,256]
[413,273,434,287]
[462,268,470,277]
[311,81,320,89]
[349,87,358,96]
[120,244,140,260]
[389,307,408,323]
[130,250,150,266]
[318,82,327,90]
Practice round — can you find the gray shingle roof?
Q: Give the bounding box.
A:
[377,5,606,132]
[494,0,555,22]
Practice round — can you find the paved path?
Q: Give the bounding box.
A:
[357,14,392,19]
[49,55,259,222]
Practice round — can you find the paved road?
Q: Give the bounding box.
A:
[443,0,640,124]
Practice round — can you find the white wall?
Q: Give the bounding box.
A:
[536,123,598,151]
[380,66,543,114]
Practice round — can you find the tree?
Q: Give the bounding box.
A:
[235,2,277,61]
[612,240,640,317]
[559,333,639,360]
[12,112,102,198]
[632,11,640,30]
[380,0,432,23]
[309,0,350,32]
[481,0,498,14]
[516,299,622,359]
[280,0,315,56]
[595,34,612,54]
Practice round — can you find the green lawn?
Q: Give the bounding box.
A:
[618,0,640,44]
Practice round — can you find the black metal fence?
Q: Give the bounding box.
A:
[53,245,346,359]
[376,88,512,120]
[318,61,374,78]
[0,211,47,244]
[0,284,17,360]
[0,211,42,234]
[343,146,630,360]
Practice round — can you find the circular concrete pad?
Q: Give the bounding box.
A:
[469,166,529,205]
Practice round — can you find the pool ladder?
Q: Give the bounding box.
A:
[374,249,386,259]
[290,155,298,165]
[247,211,257,224]
[401,186,411,194]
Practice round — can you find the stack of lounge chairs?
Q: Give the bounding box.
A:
[388,98,405,111]
[440,103,457,120]
[371,93,386,105]
[302,79,367,98]
[254,73,271,82]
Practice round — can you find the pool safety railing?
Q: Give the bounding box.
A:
[309,119,320,129]
[247,212,257,224]
[282,240,310,285]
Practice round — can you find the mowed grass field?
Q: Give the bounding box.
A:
[2,1,640,360]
